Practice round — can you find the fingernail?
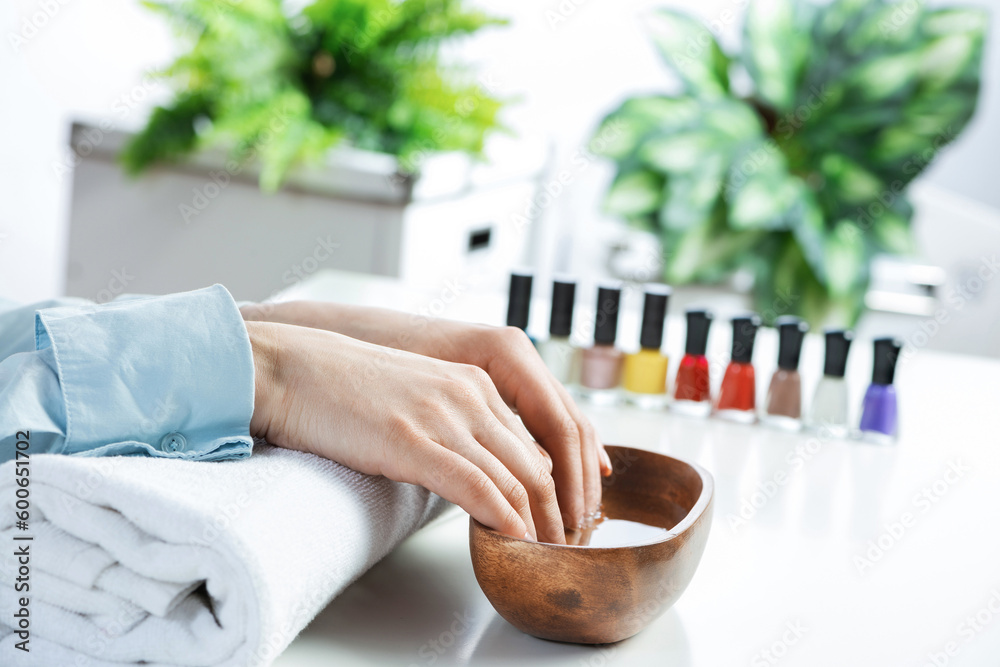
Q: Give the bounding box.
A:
[524,531,536,542]
[600,447,613,476]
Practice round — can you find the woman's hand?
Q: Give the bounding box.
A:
[242,301,611,529]
[246,320,567,544]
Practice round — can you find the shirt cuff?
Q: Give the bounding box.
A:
[33,285,255,461]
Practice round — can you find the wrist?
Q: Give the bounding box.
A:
[245,320,281,439]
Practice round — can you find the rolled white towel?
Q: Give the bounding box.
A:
[0,443,450,666]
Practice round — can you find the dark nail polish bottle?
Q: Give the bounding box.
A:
[672,309,713,417]
[506,272,534,344]
[763,316,809,430]
[580,286,624,405]
[859,337,902,444]
[807,330,854,437]
[716,314,761,423]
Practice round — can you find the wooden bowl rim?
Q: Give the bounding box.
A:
[471,445,714,550]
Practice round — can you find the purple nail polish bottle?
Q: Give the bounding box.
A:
[859,338,902,444]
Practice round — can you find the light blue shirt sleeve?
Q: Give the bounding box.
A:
[0,285,255,464]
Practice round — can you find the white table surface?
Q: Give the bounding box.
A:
[273,270,1000,667]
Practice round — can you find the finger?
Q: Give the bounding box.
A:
[535,443,553,473]
[495,371,586,529]
[548,376,607,517]
[471,413,566,544]
[478,329,587,529]
[462,365,564,542]
[483,390,553,474]
[411,440,532,541]
[443,429,539,541]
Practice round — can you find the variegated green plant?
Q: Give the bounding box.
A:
[592,0,987,326]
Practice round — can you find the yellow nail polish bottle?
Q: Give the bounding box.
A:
[623,286,671,409]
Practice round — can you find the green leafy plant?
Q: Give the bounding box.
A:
[121,0,507,191]
[591,0,987,326]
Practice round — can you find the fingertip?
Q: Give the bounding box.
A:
[600,446,613,477]
[561,509,584,532]
[543,528,567,545]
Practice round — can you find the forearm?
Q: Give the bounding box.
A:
[240,300,474,359]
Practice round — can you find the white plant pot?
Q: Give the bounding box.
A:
[65,121,543,303]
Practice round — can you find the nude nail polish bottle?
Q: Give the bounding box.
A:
[537,278,581,385]
[506,272,534,344]
[672,309,713,417]
[715,314,761,423]
[859,337,902,444]
[807,329,854,437]
[762,316,809,431]
[580,286,624,405]
[622,285,672,409]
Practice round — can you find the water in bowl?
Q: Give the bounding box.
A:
[564,507,672,547]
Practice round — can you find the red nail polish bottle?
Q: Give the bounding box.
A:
[672,310,713,417]
[716,314,760,423]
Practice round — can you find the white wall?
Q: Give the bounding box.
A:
[1,0,176,301]
[2,0,998,301]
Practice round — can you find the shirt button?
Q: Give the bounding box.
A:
[160,432,187,452]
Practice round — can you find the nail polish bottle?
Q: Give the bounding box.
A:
[623,285,672,409]
[859,337,902,444]
[537,278,581,385]
[672,309,713,417]
[580,286,624,405]
[715,314,761,423]
[506,272,534,344]
[807,330,854,437]
[762,316,809,430]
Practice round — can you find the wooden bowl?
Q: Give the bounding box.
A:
[469,445,713,644]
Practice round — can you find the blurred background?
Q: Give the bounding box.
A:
[1,0,998,356]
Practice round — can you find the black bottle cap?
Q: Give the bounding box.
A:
[730,314,761,364]
[823,329,854,378]
[549,279,576,337]
[871,337,903,385]
[775,316,809,370]
[506,273,532,331]
[638,285,671,349]
[593,286,621,345]
[684,309,713,356]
